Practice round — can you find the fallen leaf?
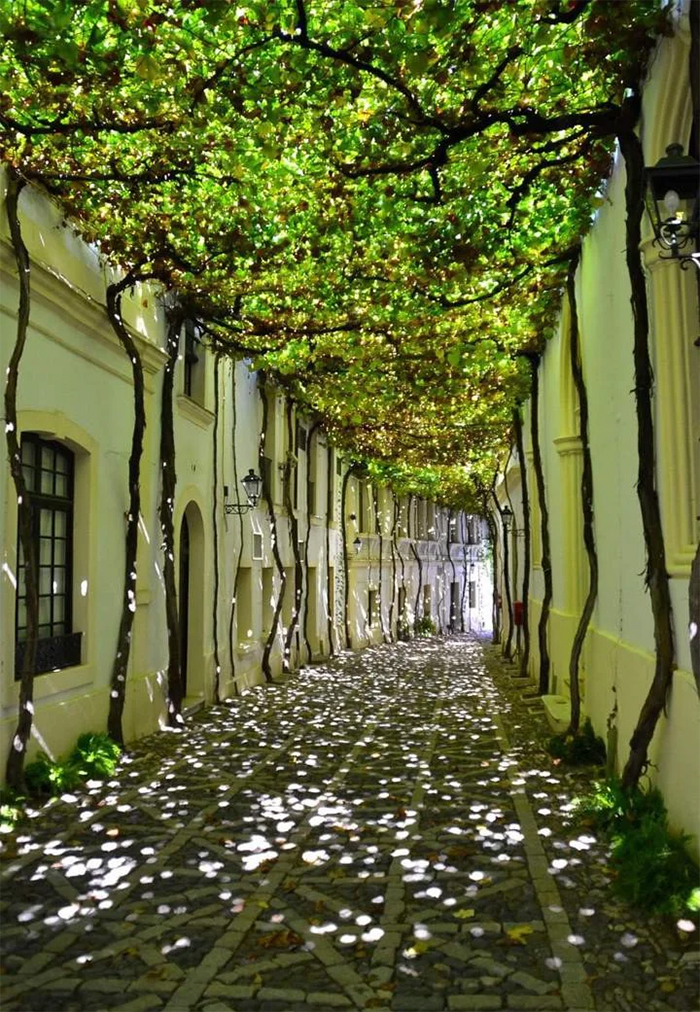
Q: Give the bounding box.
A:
[502,925,534,946]
[453,908,475,920]
[257,929,304,950]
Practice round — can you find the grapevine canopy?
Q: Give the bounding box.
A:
[0,0,667,509]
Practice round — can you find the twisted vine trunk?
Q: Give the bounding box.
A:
[618,120,676,791]
[691,544,700,694]
[341,467,352,648]
[687,0,700,696]
[211,354,222,701]
[373,486,389,643]
[326,444,336,657]
[388,494,398,639]
[106,276,146,746]
[227,362,244,692]
[460,515,468,633]
[528,356,553,694]
[409,495,424,628]
[303,423,320,662]
[504,461,519,653]
[492,492,514,660]
[4,173,38,791]
[159,306,184,724]
[283,402,303,672]
[259,387,285,682]
[395,495,407,632]
[566,251,599,735]
[448,509,457,632]
[513,408,531,677]
[486,509,500,644]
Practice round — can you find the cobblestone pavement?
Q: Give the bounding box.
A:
[1,636,698,1012]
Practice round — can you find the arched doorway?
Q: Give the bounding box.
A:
[178,514,190,696]
[177,500,206,702]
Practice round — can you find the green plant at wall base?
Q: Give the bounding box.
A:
[0,789,25,833]
[23,752,82,796]
[414,616,436,637]
[574,778,699,917]
[547,718,606,766]
[22,733,122,797]
[68,733,122,780]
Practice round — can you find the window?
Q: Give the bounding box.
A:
[252,532,263,560]
[15,435,81,677]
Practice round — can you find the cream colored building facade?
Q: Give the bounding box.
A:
[0,170,486,777]
[496,6,699,854]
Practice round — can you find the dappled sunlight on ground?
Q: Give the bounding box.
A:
[0,637,697,1011]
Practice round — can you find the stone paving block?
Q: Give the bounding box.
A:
[204,983,257,999]
[47,976,83,992]
[257,985,306,1002]
[469,955,512,978]
[84,978,131,993]
[200,1003,234,1012]
[440,940,476,963]
[425,921,459,934]
[557,962,588,984]
[16,951,55,976]
[113,995,164,1012]
[346,982,379,1006]
[137,944,167,967]
[460,921,501,935]
[325,962,367,988]
[130,976,179,994]
[506,997,563,1009]
[307,990,353,1006]
[509,971,558,995]
[447,996,502,1010]
[45,930,81,954]
[371,931,403,966]
[368,965,395,985]
[560,983,595,1009]
[216,930,247,950]
[198,946,234,973]
[394,996,443,1010]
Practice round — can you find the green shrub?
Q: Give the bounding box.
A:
[68,732,121,780]
[0,789,25,833]
[610,814,696,916]
[574,777,699,917]
[414,616,436,636]
[22,732,121,797]
[547,718,606,766]
[24,752,81,796]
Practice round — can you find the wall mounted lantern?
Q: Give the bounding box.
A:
[644,143,700,272]
[224,468,262,515]
[501,505,513,530]
[353,536,362,554]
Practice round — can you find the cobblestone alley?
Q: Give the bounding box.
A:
[1,637,698,1012]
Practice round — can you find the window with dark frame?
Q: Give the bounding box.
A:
[15,435,81,677]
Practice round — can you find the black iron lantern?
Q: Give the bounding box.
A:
[501,505,513,529]
[224,468,262,514]
[644,143,700,270]
[353,536,362,554]
[241,468,262,507]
